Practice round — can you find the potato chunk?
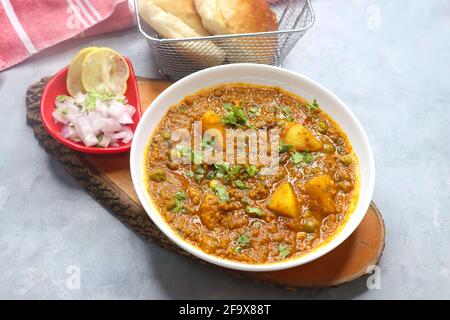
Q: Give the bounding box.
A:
[304,174,337,213]
[266,182,299,219]
[201,110,225,148]
[202,110,221,129]
[281,123,322,151]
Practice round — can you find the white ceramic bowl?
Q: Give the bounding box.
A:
[130,64,375,272]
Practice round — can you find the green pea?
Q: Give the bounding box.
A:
[318,121,328,133]
[303,209,313,218]
[337,181,353,192]
[340,154,353,166]
[162,131,171,140]
[302,217,319,233]
[149,169,166,182]
[323,143,335,153]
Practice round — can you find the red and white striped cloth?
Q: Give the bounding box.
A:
[0,0,136,71]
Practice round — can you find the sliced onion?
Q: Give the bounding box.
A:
[61,125,77,139]
[52,92,136,148]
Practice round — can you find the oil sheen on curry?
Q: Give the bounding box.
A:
[145,84,359,264]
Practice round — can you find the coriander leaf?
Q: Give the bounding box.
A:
[191,150,203,164]
[56,95,70,102]
[174,191,187,201]
[223,103,234,111]
[279,142,293,153]
[171,191,187,213]
[221,112,237,127]
[88,90,125,103]
[210,180,230,202]
[210,162,242,181]
[221,103,250,128]
[304,99,320,114]
[206,170,216,180]
[245,164,259,177]
[226,165,241,180]
[278,244,291,259]
[84,93,96,112]
[237,234,250,245]
[312,99,319,108]
[234,180,247,190]
[249,105,261,117]
[246,206,263,216]
[278,104,294,121]
[290,151,314,165]
[214,161,230,173]
[193,167,205,181]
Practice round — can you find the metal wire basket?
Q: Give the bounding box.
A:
[135,0,315,81]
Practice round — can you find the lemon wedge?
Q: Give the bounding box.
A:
[81,47,130,95]
[66,47,97,96]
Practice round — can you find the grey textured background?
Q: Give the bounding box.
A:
[0,0,449,299]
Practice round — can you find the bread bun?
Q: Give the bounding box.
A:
[195,0,278,63]
[140,0,210,38]
[195,0,278,35]
[138,0,225,67]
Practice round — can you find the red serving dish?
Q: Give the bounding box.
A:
[40,57,141,154]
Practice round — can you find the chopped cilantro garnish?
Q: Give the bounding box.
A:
[193,167,205,181]
[279,142,293,153]
[246,206,263,216]
[234,180,247,190]
[290,151,314,165]
[245,164,259,177]
[226,165,241,180]
[278,244,291,259]
[223,103,234,111]
[278,104,294,121]
[221,103,250,128]
[237,234,250,245]
[304,99,320,114]
[56,95,70,102]
[84,93,97,112]
[210,180,230,202]
[210,162,241,181]
[171,191,187,213]
[191,150,203,164]
[214,161,230,175]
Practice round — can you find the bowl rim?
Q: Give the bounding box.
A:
[130,63,375,272]
[40,57,141,154]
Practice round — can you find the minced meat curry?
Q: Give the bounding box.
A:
[144,84,359,264]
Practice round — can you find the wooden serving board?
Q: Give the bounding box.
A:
[26,76,385,289]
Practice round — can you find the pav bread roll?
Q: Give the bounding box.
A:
[195,0,278,64]
[195,0,278,35]
[138,0,225,67]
